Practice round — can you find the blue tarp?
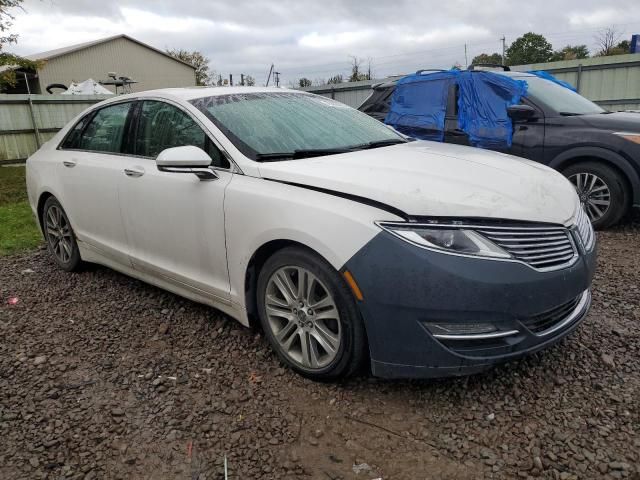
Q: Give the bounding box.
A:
[457,72,528,149]
[528,70,577,92]
[384,71,458,142]
[385,70,527,149]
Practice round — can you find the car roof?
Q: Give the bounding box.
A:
[107,86,305,103]
[374,70,536,89]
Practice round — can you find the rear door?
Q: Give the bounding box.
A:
[57,101,135,265]
[118,99,233,302]
[443,84,471,146]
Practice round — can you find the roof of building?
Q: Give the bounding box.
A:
[25,34,196,70]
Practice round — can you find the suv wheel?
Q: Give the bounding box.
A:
[564,162,629,229]
[257,247,367,380]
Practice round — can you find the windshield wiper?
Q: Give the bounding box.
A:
[255,147,352,162]
[350,138,410,150]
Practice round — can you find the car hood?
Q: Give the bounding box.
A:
[576,111,640,131]
[257,141,580,226]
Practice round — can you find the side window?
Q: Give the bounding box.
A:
[77,102,132,153]
[60,114,92,149]
[136,100,230,169]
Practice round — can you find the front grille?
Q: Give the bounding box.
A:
[476,225,576,270]
[521,295,582,334]
[575,207,594,251]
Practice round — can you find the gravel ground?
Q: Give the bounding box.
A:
[1,216,639,480]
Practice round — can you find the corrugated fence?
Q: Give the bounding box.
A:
[301,53,640,112]
[0,94,110,164]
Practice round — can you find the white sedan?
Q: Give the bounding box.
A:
[26,87,596,380]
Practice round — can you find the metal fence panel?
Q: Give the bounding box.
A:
[0,94,109,163]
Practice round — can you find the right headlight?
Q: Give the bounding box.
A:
[378,222,511,259]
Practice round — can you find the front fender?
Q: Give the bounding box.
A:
[224,174,402,320]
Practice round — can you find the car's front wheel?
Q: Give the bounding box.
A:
[42,197,83,271]
[564,161,629,229]
[257,247,367,380]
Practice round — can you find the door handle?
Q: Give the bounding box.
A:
[124,167,145,178]
[63,159,77,168]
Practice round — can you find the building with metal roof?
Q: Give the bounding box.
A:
[4,34,197,94]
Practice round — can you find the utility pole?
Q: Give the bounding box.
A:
[500,36,506,66]
[464,44,468,68]
[240,74,245,86]
[274,71,280,87]
[229,74,233,86]
[265,64,274,86]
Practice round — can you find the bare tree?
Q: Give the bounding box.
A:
[595,27,622,56]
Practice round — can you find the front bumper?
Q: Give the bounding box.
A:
[344,231,597,379]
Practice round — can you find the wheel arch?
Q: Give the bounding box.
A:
[36,191,55,235]
[243,239,335,329]
[549,147,640,206]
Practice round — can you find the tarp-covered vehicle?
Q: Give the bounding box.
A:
[359,67,640,229]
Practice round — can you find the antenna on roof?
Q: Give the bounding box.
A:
[265,64,274,87]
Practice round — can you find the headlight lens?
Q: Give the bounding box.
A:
[614,132,640,145]
[380,224,511,258]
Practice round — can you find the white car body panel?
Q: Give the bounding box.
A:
[25,86,582,330]
[257,140,580,226]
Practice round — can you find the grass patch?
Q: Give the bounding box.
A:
[0,165,28,206]
[0,201,42,255]
[0,166,42,255]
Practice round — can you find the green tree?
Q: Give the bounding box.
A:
[0,0,41,91]
[471,52,503,66]
[551,45,589,61]
[298,77,312,88]
[327,74,343,84]
[244,75,255,86]
[166,48,212,86]
[506,32,553,65]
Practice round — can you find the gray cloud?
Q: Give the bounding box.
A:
[9,0,640,85]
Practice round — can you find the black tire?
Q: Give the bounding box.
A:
[256,246,367,380]
[563,161,629,230]
[42,197,83,272]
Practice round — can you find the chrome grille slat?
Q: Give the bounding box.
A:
[517,249,575,260]
[477,225,577,271]
[484,234,568,242]
[499,239,570,249]
[509,244,575,255]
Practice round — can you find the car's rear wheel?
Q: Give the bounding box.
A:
[256,247,367,380]
[42,197,83,271]
[564,162,629,229]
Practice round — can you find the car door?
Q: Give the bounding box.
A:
[443,84,471,146]
[57,101,135,265]
[509,98,546,161]
[118,99,233,303]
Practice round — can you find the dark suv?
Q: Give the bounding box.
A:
[359,69,640,228]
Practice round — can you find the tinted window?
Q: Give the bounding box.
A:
[60,114,92,149]
[135,100,229,168]
[77,102,132,153]
[520,76,604,115]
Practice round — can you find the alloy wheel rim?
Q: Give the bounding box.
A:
[46,205,73,263]
[568,172,611,222]
[265,266,342,370]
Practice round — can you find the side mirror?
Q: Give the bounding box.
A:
[507,104,536,122]
[156,146,217,181]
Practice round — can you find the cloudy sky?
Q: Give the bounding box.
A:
[7,0,640,85]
